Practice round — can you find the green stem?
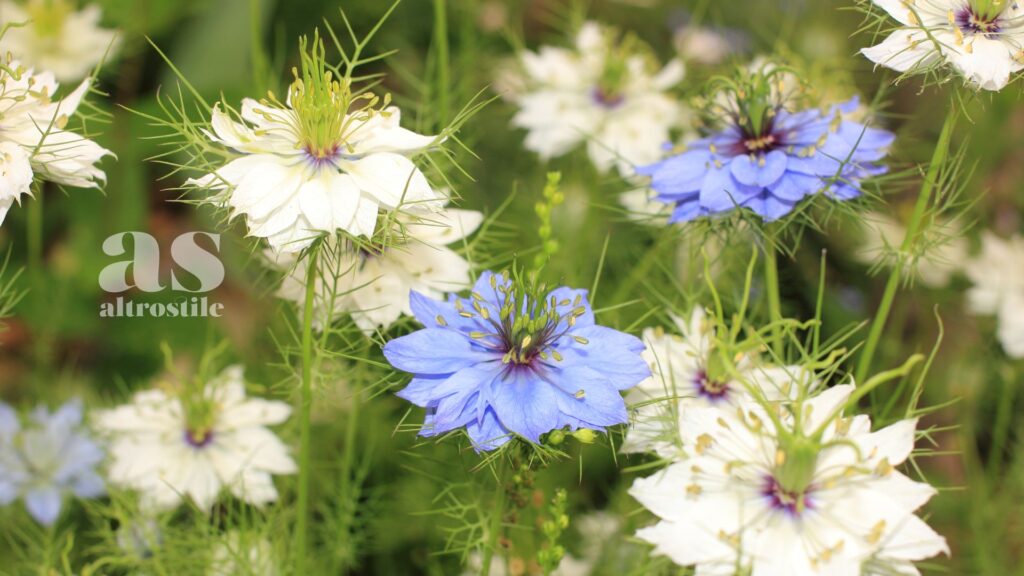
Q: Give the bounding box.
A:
[610,229,675,306]
[433,0,450,126]
[336,345,363,575]
[854,104,957,384]
[249,0,268,93]
[989,363,1016,480]
[479,460,508,576]
[294,248,319,574]
[763,235,783,355]
[27,191,43,273]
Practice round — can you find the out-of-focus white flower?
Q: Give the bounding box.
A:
[620,184,673,225]
[209,531,277,576]
[0,399,105,525]
[508,22,688,175]
[862,0,1024,91]
[272,205,482,333]
[674,26,740,66]
[630,384,949,575]
[965,231,1024,357]
[95,366,296,512]
[854,212,967,288]
[0,60,111,224]
[187,40,444,253]
[0,0,119,82]
[622,308,815,458]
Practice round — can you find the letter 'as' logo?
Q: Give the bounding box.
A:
[99,232,225,293]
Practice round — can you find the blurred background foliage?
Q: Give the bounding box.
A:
[0,0,1022,574]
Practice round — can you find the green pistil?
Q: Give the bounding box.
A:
[466,271,588,367]
[256,32,389,161]
[594,30,653,106]
[774,433,820,497]
[181,385,218,446]
[27,0,72,38]
[709,65,796,139]
[971,0,1008,20]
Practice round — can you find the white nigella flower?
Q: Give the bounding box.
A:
[0,398,105,525]
[509,21,687,175]
[0,0,119,82]
[209,531,277,576]
[964,231,1024,357]
[95,366,297,512]
[623,308,815,458]
[674,25,743,66]
[0,59,111,224]
[629,384,949,575]
[272,204,482,333]
[187,38,444,253]
[854,212,967,289]
[862,0,1024,91]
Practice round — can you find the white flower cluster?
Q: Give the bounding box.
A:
[626,310,948,575]
[506,22,688,176]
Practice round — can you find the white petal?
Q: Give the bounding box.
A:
[339,152,441,210]
[947,35,1023,91]
[862,29,941,73]
[348,107,439,155]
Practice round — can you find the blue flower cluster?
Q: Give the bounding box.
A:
[384,271,649,450]
[637,98,894,223]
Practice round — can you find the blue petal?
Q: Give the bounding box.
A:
[384,328,494,375]
[72,472,105,499]
[786,149,842,177]
[470,271,507,307]
[556,325,649,389]
[769,172,822,202]
[24,487,62,526]
[430,391,483,435]
[729,150,788,187]
[641,149,712,197]
[0,479,19,505]
[0,403,19,437]
[466,407,511,451]
[409,291,458,329]
[546,287,594,329]
[826,183,863,200]
[553,366,629,427]
[743,191,797,221]
[427,364,499,403]
[668,195,703,223]
[489,370,560,443]
[699,164,761,213]
[396,374,448,407]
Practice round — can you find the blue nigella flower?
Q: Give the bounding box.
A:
[0,399,105,525]
[384,271,649,451]
[637,96,894,223]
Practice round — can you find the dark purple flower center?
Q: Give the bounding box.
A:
[592,86,626,109]
[722,114,790,157]
[461,283,589,374]
[955,6,1002,36]
[763,475,813,516]
[694,369,729,402]
[304,144,341,168]
[184,428,214,449]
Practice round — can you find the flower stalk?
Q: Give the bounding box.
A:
[480,459,508,576]
[855,104,957,385]
[294,245,320,573]
[26,192,43,273]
